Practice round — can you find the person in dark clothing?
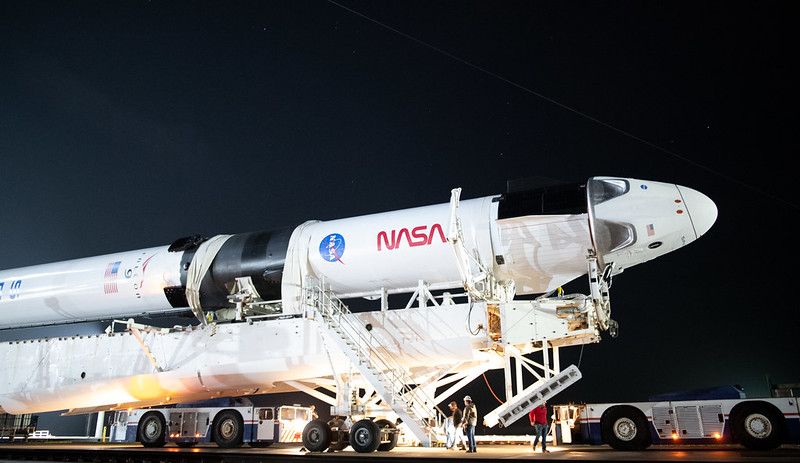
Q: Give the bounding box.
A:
[462,395,478,453]
[529,402,550,453]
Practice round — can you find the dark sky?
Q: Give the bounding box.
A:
[1,0,798,431]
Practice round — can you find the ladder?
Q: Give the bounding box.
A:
[304,280,441,446]
[483,364,581,428]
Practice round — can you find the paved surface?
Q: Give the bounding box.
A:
[1,443,799,462]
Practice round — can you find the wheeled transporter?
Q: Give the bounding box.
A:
[110,404,312,448]
[553,396,800,450]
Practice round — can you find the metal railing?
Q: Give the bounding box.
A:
[0,413,37,441]
[304,278,446,440]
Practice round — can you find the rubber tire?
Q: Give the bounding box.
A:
[732,402,784,450]
[212,410,244,448]
[302,419,332,452]
[375,419,398,451]
[176,442,197,448]
[601,406,651,450]
[349,419,381,453]
[327,418,348,451]
[137,411,167,448]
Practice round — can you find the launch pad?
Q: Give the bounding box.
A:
[1,443,799,463]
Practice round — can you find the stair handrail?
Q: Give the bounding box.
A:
[305,279,447,432]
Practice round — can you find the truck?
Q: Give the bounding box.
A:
[553,388,800,450]
[109,404,313,448]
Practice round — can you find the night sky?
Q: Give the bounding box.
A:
[1,1,798,434]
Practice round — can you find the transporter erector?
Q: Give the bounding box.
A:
[0,177,717,451]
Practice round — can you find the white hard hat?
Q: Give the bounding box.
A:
[464,395,472,402]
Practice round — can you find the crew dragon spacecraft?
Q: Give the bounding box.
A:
[0,177,716,432]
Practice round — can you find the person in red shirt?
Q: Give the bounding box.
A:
[529,402,550,453]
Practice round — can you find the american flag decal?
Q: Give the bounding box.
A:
[104,261,121,294]
[646,224,655,236]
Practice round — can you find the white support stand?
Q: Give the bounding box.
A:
[504,350,513,401]
[587,254,617,337]
[404,280,440,309]
[448,188,514,303]
[283,380,337,407]
[93,411,105,440]
[125,320,164,373]
[380,287,388,313]
[431,366,492,405]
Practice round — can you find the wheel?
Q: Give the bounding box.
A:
[176,442,197,448]
[732,402,784,450]
[601,406,651,450]
[212,410,244,448]
[327,418,348,451]
[302,419,332,452]
[375,419,398,451]
[137,411,166,448]
[349,419,381,453]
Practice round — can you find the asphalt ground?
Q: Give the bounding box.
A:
[2,443,800,463]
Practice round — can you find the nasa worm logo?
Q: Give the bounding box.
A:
[320,233,346,264]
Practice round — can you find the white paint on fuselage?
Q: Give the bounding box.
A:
[0,304,490,415]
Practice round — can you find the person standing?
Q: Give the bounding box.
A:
[462,395,478,453]
[444,409,454,449]
[445,401,466,450]
[529,402,550,453]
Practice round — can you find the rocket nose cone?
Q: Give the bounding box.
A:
[678,186,718,239]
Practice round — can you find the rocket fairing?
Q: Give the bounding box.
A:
[0,177,717,330]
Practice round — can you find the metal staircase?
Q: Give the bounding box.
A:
[303,279,441,446]
[483,364,582,428]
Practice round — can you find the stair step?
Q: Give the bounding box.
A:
[312,288,438,447]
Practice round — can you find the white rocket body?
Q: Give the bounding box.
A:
[0,177,717,330]
[303,197,496,296]
[0,248,183,329]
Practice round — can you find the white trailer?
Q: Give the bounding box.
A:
[109,404,313,448]
[553,397,800,450]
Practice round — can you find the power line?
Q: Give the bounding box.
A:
[327,0,798,210]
